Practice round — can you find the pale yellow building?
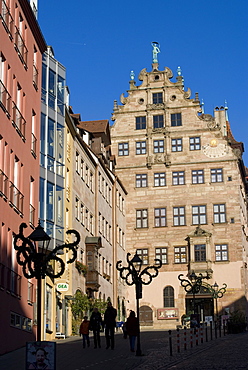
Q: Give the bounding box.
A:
[111,54,248,328]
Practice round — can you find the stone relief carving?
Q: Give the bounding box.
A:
[138,68,147,81]
[165,67,173,79]
[183,88,191,99]
[147,103,165,110]
[120,93,129,105]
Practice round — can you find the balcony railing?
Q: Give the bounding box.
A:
[0,169,8,199]
[0,80,11,117]
[9,181,24,215]
[0,0,14,39]
[33,64,38,90]
[29,204,35,227]
[31,133,37,157]
[12,102,26,139]
[14,26,28,67]
[6,267,21,298]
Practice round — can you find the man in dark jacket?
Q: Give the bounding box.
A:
[104,301,117,349]
[90,307,103,348]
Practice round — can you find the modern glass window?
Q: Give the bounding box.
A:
[215,244,228,261]
[154,208,166,227]
[136,209,148,228]
[171,113,182,126]
[192,205,207,225]
[163,286,174,307]
[155,248,167,264]
[153,115,164,129]
[57,75,65,115]
[39,178,45,220]
[194,244,206,262]
[172,171,185,185]
[173,207,186,226]
[154,172,166,187]
[211,168,223,183]
[137,248,148,265]
[136,116,146,130]
[174,246,187,263]
[172,138,182,152]
[136,141,146,154]
[154,140,164,153]
[190,137,201,150]
[153,92,163,104]
[192,170,204,184]
[47,118,55,158]
[213,204,226,223]
[118,142,129,156]
[48,69,56,109]
[47,182,54,222]
[40,114,46,167]
[136,174,147,188]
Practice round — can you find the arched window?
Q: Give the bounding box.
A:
[163,286,174,307]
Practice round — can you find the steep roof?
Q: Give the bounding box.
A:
[78,120,111,146]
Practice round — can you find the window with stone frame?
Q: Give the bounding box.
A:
[155,247,167,264]
[136,116,146,130]
[136,174,147,188]
[154,208,167,227]
[172,171,185,185]
[136,209,148,228]
[153,115,164,129]
[171,113,182,126]
[194,244,206,261]
[136,248,149,265]
[154,172,166,187]
[192,169,204,184]
[153,140,164,153]
[171,138,182,152]
[152,92,163,104]
[213,204,226,223]
[192,205,207,224]
[189,137,201,150]
[118,142,129,156]
[173,207,186,226]
[211,168,223,183]
[136,141,146,155]
[163,286,174,307]
[215,244,228,261]
[174,246,187,263]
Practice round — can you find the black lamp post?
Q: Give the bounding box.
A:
[208,282,227,320]
[14,222,80,341]
[116,252,162,356]
[178,271,210,315]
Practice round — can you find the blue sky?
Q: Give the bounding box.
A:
[38,0,248,164]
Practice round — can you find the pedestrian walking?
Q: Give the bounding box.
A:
[126,310,139,352]
[79,316,90,348]
[90,307,103,349]
[104,301,117,349]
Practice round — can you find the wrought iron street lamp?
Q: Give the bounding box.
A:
[116,252,162,356]
[14,222,80,341]
[178,271,210,315]
[208,282,227,320]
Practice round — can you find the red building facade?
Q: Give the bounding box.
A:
[0,0,46,354]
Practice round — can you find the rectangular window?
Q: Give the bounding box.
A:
[136,209,148,228]
[174,246,187,263]
[118,142,129,156]
[155,248,167,264]
[192,205,207,225]
[173,207,186,226]
[48,69,56,109]
[137,248,148,265]
[154,173,166,187]
[213,204,226,223]
[171,113,182,126]
[153,92,163,104]
[192,170,204,184]
[211,168,223,183]
[215,244,228,261]
[136,141,146,155]
[172,171,185,185]
[46,284,52,331]
[154,208,166,227]
[194,244,206,262]
[153,115,164,129]
[190,137,201,150]
[47,182,54,222]
[154,140,164,153]
[76,152,79,174]
[136,174,147,188]
[171,138,182,152]
[136,116,146,130]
